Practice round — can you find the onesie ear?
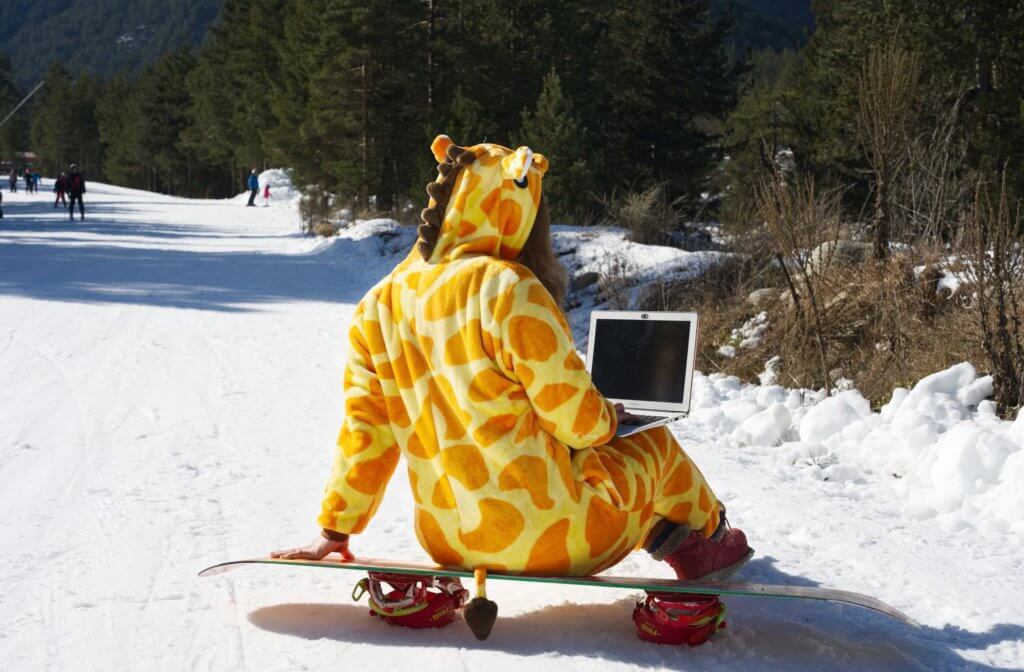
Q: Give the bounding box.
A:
[531,152,549,176]
[431,135,454,163]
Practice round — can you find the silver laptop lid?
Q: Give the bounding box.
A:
[585,310,698,414]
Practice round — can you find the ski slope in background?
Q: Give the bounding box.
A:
[1,179,1022,671]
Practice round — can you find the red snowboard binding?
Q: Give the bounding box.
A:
[352,571,469,629]
[632,592,727,646]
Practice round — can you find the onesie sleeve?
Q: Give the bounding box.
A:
[317,305,401,534]
[492,275,617,449]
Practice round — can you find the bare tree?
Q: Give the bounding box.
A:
[857,37,922,259]
[753,175,845,395]
[962,172,1024,415]
[896,88,968,246]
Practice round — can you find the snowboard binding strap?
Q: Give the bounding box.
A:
[352,571,469,628]
[633,592,727,646]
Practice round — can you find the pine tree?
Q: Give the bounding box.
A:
[604,0,738,202]
[0,54,27,160]
[269,0,428,212]
[721,49,811,217]
[183,0,286,192]
[519,69,593,220]
[69,73,105,179]
[133,49,203,194]
[799,0,898,194]
[29,62,77,175]
[97,75,145,188]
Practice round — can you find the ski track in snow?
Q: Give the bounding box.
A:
[1,180,1022,671]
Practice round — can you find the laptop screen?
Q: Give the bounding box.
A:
[590,317,691,405]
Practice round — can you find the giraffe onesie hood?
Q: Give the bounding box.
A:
[319,135,721,575]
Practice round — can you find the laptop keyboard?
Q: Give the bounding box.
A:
[622,414,666,427]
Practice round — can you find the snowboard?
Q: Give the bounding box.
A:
[198,555,916,626]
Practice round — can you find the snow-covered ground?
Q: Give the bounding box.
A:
[1,178,1023,671]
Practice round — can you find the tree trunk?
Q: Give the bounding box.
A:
[873,164,890,260]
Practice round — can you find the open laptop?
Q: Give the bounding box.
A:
[585,311,698,438]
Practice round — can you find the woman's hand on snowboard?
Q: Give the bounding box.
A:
[271,535,354,561]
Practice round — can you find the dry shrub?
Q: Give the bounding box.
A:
[857,36,922,259]
[960,173,1024,414]
[605,184,684,245]
[772,250,980,401]
[299,187,338,236]
[641,234,787,378]
[653,195,980,405]
[596,255,636,309]
[754,174,845,394]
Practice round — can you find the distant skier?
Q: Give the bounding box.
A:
[67,163,86,221]
[24,167,33,193]
[33,171,40,192]
[8,170,16,193]
[246,169,259,207]
[54,172,68,208]
[263,182,271,207]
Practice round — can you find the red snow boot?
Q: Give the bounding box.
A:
[632,592,727,646]
[650,508,753,582]
[663,526,752,581]
[353,572,469,629]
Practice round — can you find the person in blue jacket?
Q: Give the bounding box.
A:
[246,169,259,207]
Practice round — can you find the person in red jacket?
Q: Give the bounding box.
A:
[67,164,86,221]
[54,172,68,208]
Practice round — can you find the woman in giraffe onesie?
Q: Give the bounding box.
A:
[273,136,751,617]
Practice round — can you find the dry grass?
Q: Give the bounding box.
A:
[298,187,337,236]
[604,184,684,245]
[649,244,986,407]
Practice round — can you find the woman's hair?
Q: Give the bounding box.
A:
[516,196,568,306]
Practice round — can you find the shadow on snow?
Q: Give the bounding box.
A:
[0,196,402,312]
[244,557,1021,671]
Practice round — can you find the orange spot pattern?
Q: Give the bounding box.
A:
[458,498,525,553]
[497,455,554,509]
[524,518,571,575]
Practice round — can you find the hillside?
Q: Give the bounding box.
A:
[0,0,220,85]
[714,0,815,52]
[0,1,812,86]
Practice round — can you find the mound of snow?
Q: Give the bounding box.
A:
[798,390,871,444]
[685,360,1023,542]
[232,168,301,207]
[733,403,792,447]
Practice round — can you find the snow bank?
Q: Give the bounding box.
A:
[552,225,727,308]
[687,362,1024,542]
[259,168,301,206]
[718,311,769,358]
[231,168,301,207]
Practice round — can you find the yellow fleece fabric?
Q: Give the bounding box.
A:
[318,135,719,575]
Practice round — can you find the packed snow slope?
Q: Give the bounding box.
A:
[2,178,1023,672]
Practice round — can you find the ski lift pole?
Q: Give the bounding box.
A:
[0,80,45,130]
